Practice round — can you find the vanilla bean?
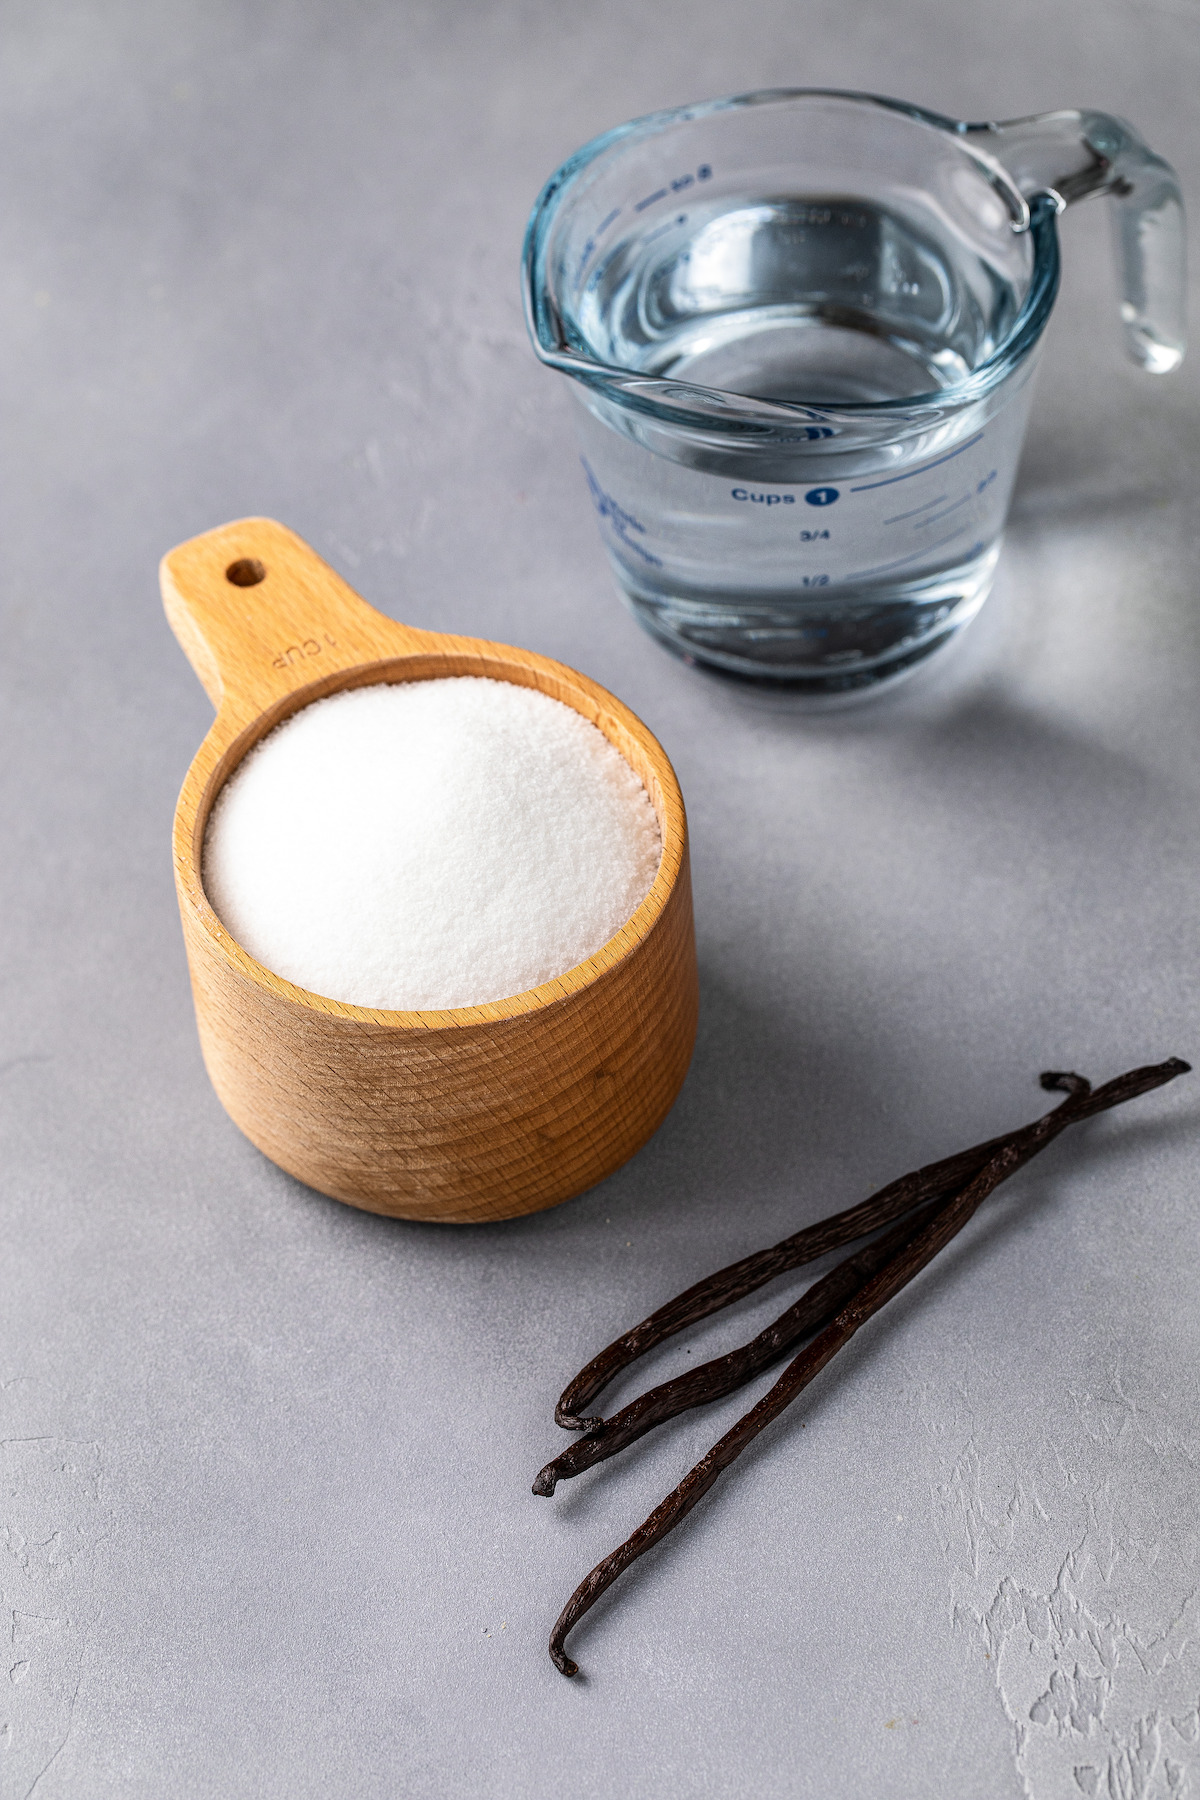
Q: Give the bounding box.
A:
[554,1060,1190,1431]
[538,1073,1091,1492]
[534,1194,946,1496]
[547,1058,1188,1677]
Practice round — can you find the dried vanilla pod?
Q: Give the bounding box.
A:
[544,1059,1190,1677]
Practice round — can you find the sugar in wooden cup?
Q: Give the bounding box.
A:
[162,518,698,1223]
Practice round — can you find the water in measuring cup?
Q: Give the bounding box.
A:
[571,194,1036,685]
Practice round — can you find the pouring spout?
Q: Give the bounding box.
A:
[967,109,1185,373]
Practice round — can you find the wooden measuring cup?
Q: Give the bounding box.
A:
[162,518,698,1223]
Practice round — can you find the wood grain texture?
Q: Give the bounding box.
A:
[162,518,698,1222]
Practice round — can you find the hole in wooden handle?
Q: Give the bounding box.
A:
[226,558,266,587]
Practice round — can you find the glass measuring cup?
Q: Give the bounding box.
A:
[523,91,1185,692]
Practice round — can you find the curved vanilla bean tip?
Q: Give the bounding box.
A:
[550,1643,579,1677]
[1039,1070,1088,1094]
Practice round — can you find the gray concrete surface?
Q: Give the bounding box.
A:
[3,3,1200,1795]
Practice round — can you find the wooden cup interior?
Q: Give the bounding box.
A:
[185,651,683,1029]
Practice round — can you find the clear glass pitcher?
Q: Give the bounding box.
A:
[523,91,1185,692]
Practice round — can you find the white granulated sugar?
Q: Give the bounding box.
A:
[203,677,662,1011]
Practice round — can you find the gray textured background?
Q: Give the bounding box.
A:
[3,3,1200,1796]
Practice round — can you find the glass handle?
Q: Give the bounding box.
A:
[967,109,1186,373]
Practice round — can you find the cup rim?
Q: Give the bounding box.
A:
[177,655,690,1032]
[522,87,1062,428]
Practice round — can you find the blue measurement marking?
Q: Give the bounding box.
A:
[850,432,985,493]
[915,492,973,528]
[845,524,970,582]
[576,207,622,281]
[580,458,663,567]
[633,167,712,212]
[641,213,687,246]
[585,247,619,293]
[884,494,947,525]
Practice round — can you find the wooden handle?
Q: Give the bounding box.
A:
[160,517,433,725]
